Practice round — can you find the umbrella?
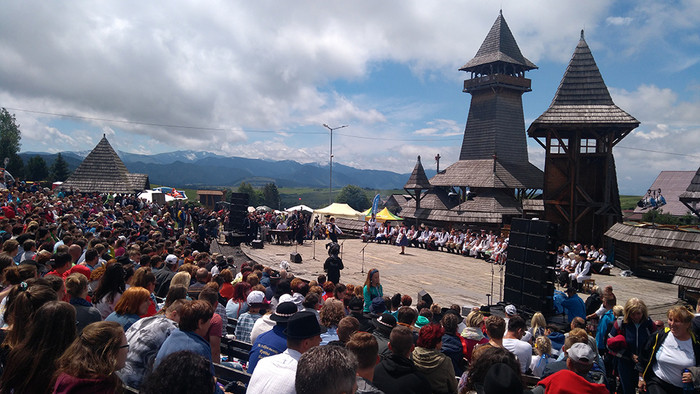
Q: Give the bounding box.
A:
[256,205,273,212]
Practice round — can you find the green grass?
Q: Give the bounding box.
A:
[620,195,642,211]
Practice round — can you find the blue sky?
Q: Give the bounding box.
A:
[1,0,699,195]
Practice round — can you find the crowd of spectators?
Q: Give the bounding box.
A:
[3,183,700,394]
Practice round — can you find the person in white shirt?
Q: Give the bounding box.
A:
[247,311,325,394]
[501,316,532,374]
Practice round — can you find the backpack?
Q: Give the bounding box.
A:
[607,317,626,353]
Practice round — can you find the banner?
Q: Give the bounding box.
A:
[371,194,381,215]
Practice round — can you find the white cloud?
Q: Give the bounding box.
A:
[606,16,633,26]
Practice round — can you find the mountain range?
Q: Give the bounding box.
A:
[19,150,436,190]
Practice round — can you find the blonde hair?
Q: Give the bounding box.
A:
[171,272,191,288]
[534,336,552,356]
[623,298,648,324]
[667,305,693,324]
[530,312,546,333]
[612,305,624,317]
[466,311,484,327]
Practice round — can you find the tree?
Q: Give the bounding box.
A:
[26,155,49,181]
[0,108,22,177]
[51,153,70,181]
[335,185,371,211]
[263,183,280,209]
[237,182,262,206]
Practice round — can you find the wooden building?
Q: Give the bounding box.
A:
[528,31,639,245]
[605,222,700,281]
[401,11,543,228]
[61,135,149,194]
[679,166,700,218]
[198,190,225,209]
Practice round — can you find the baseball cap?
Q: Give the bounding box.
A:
[247,290,267,306]
[568,342,595,365]
[505,305,517,316]
[165,254,178,265]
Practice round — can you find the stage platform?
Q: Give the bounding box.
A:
[222,238,681,321]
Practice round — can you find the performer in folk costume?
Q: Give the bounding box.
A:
[396,222,409,255]
[326,217,343,243]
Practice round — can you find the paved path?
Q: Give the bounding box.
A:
[225,238,682,321]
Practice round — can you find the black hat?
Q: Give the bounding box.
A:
[373,313,397,334]
[271,301,297,323]
[370,297,386,315]
[283,311,326,339]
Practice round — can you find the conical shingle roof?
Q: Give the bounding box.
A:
[679,166,700,201]
[528,30,639,128]
[460,11,537,72]
[404,156,431,189]
[62,135,149,193]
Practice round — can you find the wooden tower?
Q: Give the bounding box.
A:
[528,31,639,245]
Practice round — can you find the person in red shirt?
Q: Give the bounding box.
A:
[534,343,608,394]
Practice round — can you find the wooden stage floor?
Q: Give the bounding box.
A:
[222,238,682,321]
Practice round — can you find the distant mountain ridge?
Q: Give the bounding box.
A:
[19,150,436,189]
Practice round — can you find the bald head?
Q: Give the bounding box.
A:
[68,244,82,263]
[195,267,209,283]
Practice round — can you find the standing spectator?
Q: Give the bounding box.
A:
[609,298,655,394]
[52,321,128,394]
[412,323,457,394]
[65,272,102,333]
[502,316,532,374]
[247,311,325,394]
[363,269,383,313]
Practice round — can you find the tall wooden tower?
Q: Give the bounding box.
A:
[528,31,639,245]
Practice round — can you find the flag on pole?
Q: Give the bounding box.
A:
[371,194,381,215]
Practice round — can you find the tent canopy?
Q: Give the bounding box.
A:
[314,203,362,220]
[362,207,403,222]
[137,190,177,203]
[285,204,314,213]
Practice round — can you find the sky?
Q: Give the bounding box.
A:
[1,1,699,195]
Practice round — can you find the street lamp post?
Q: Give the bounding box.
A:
[322,123,348,205]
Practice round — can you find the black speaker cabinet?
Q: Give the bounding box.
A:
[418,290,433,307]
[251,240,264,249]
[290,252,302,264]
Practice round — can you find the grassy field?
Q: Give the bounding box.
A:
[620,195,642,211]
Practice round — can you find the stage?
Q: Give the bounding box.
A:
[225,238,681,321]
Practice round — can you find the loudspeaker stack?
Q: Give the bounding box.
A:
[227,192,249,232]
[504,219,558,315]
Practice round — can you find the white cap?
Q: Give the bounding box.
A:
[505,305,517,316]
[247,290,266,305]
[165,254,178,265]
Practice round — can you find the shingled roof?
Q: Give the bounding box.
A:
[404,156,432,190]
[429,158,542,189]
[528,30,639,129]
[460,11,537,73]
[62,135,149,193]
[679,166,700,201]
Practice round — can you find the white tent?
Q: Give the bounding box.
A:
[285,204,314,213]
[313,203,362,220]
